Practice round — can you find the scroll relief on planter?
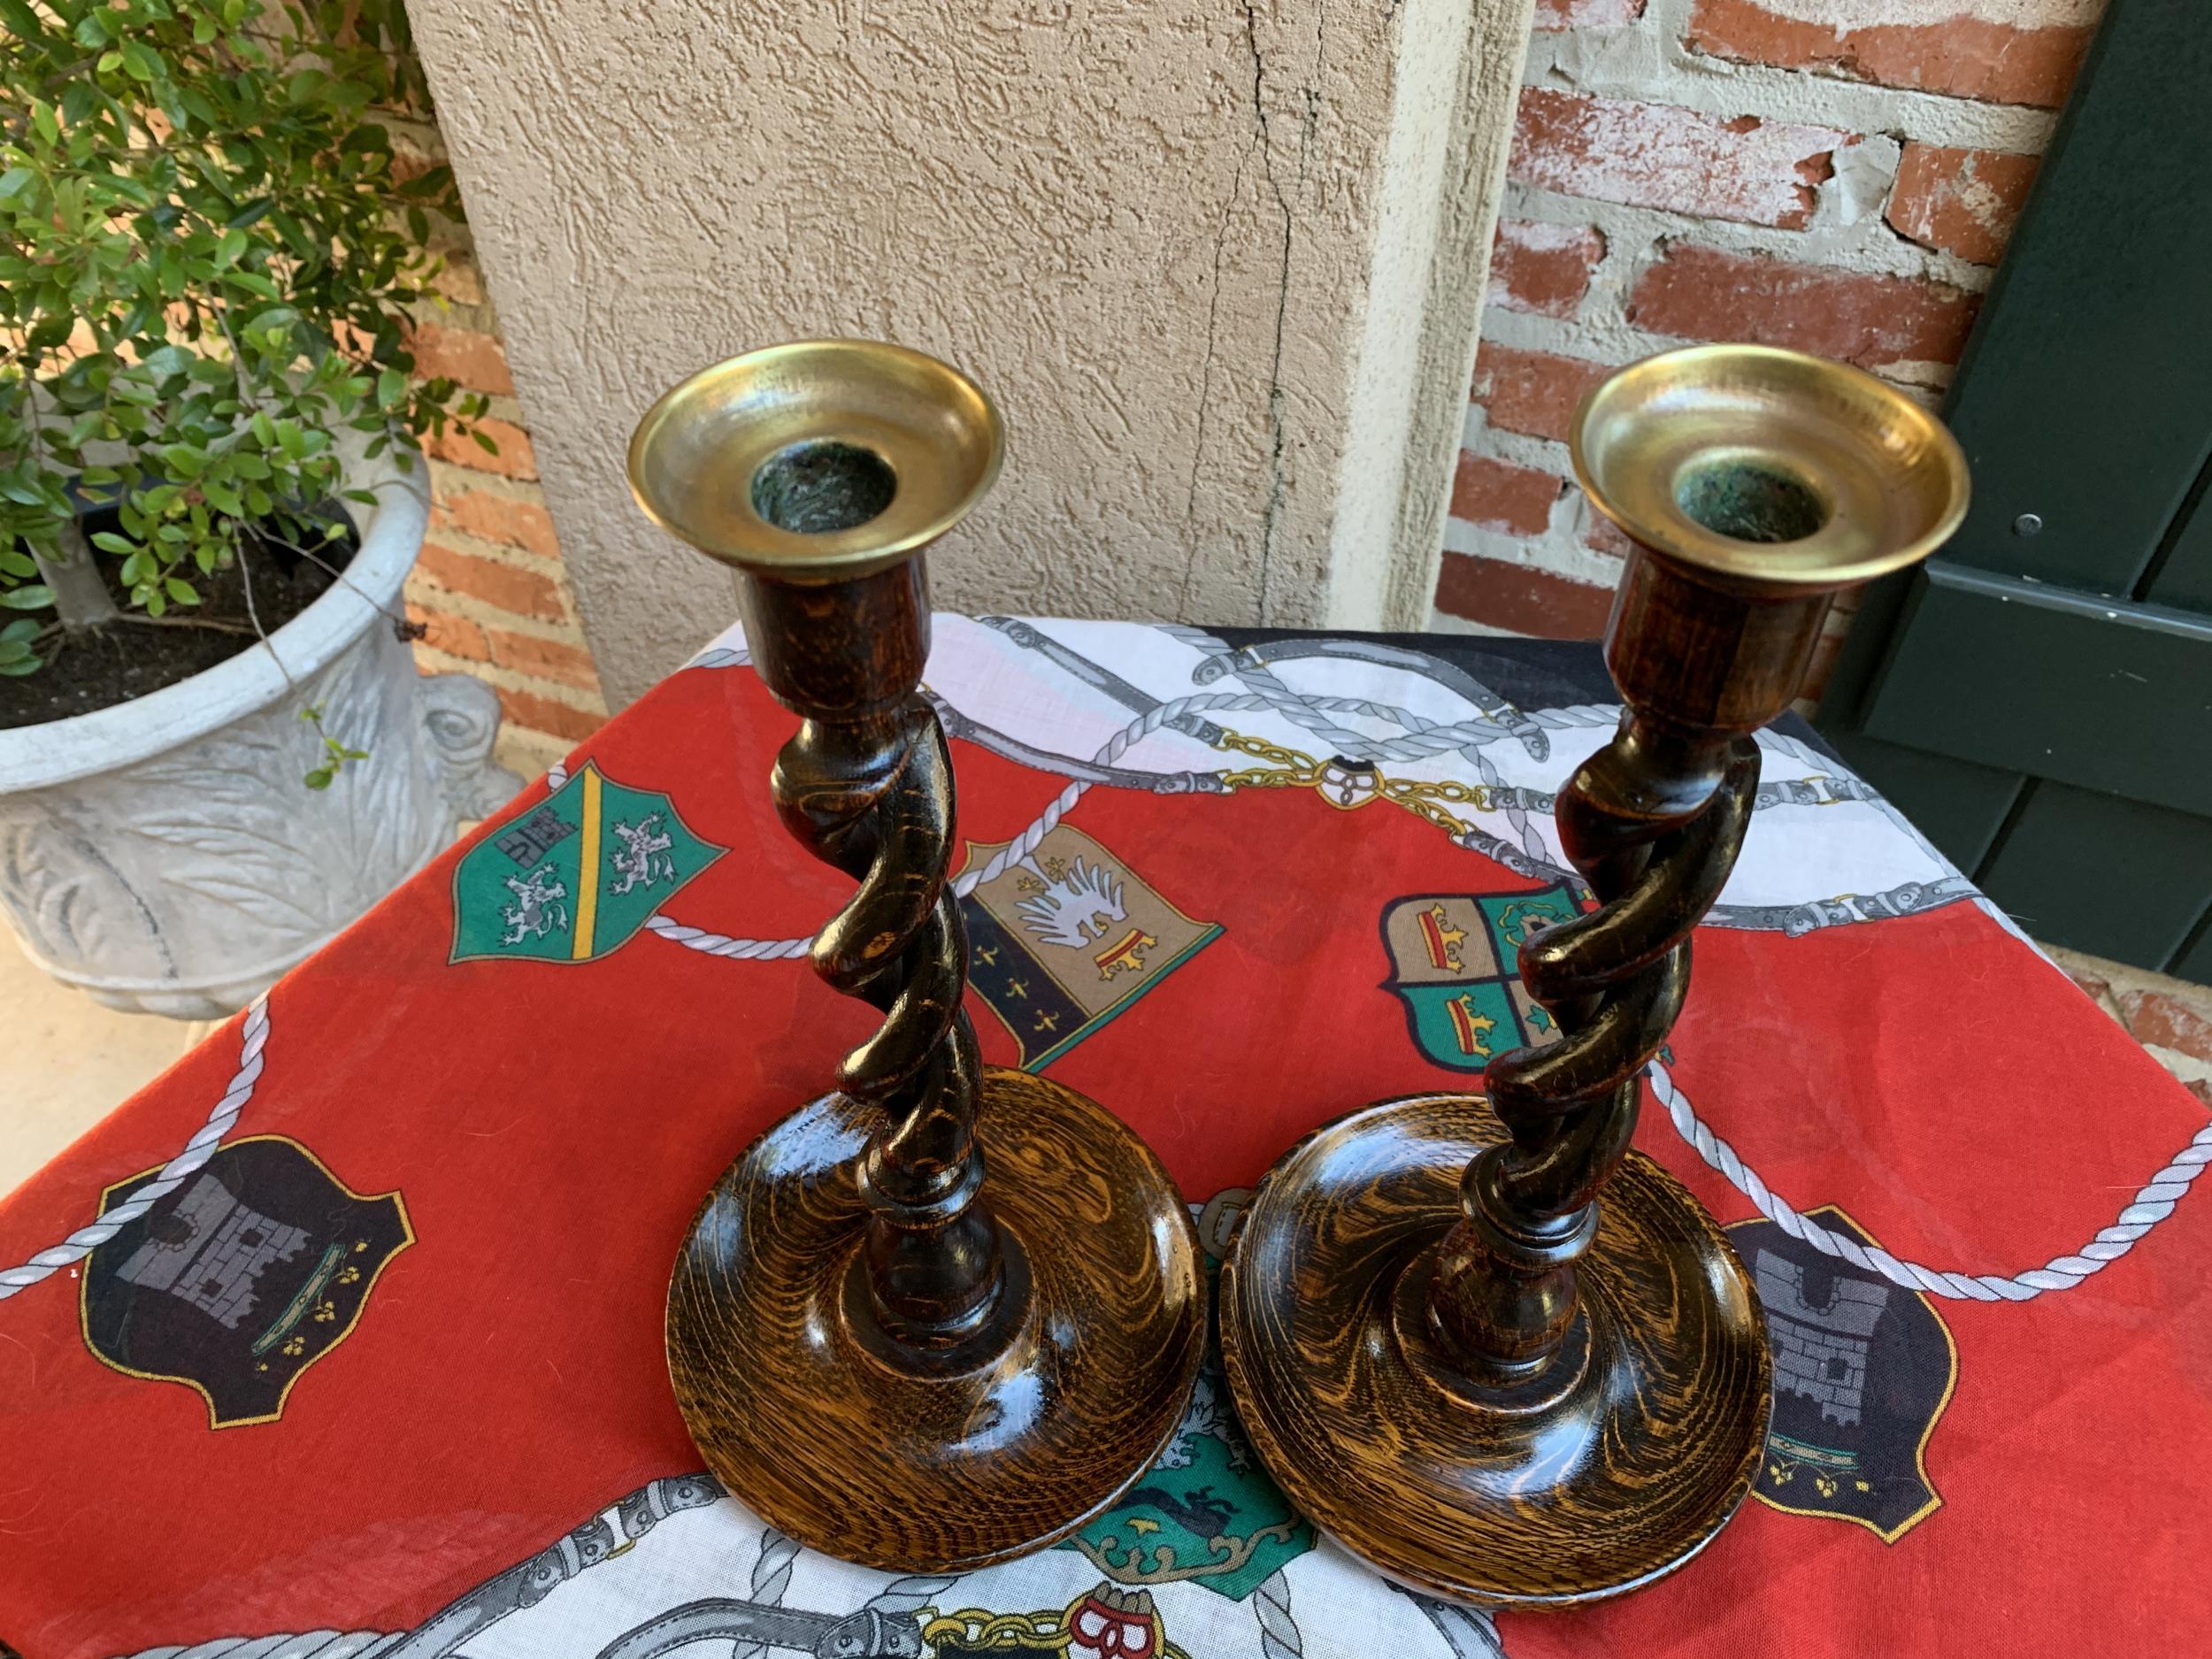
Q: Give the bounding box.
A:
[0,626,518,1019]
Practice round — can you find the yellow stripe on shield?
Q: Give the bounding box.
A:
[571,764,603,959]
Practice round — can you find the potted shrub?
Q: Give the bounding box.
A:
[0,0,518,1017]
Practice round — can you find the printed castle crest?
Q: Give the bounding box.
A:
[1756,1250,1891,1428]
[112,1172,310,1332]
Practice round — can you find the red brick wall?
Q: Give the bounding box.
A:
[388,116,608,780]
[1440,0,2103,704]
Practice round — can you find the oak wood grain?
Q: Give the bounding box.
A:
[634,342,1208,1571]
[670,1067,1205,1571]
[1221,1092,1770,1607]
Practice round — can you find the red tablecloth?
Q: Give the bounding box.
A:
[3,618,2206,1659]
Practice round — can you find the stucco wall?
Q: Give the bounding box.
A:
[409,0,1535,707]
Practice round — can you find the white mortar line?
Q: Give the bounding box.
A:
[1459,406,1574,475]
[1442,499,1624,587]
[1499,174,2000,295]
[1427,608,1523,636]
[1525,0,2066,154]
[1488,188,1973,391]
[1442,0,2047,605]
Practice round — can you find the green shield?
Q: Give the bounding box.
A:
[1380,881,1580,1071]
[1477,887,1582,963]
[450,762,725,964]
[1395,979,1523,1071]
[1063,1225,1315,1601]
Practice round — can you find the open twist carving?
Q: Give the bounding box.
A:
[772,697,1002,1349]
[1432,717,1763,1371]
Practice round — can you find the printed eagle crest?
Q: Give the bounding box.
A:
[1015,856,1127,949]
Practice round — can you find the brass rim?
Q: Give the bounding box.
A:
[1570,343,1970,589]
[626,338,1004,580]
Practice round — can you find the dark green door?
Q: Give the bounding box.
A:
[1817,0,2212,985]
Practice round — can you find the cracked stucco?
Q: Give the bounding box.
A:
[411,0,1532,706]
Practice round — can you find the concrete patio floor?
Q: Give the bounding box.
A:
[2,922,214,1195]
[0,730,558,1198]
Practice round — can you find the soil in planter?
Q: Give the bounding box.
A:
[0,508,362,730]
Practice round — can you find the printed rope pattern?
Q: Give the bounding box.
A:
[636,686,1278,960]
[123,1634,401,1659]
[1653,1059,2212,1302]
[1167,623,1620,757]
[731,1525,801,1659]
[1252,1567,1303,1659]
[0,997,272,1302]
[655,626,2212,1306]
[634,658,1614,960]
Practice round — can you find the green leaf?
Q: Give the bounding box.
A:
[0,0,480,618]
[140,343,192,382]
[303,768,334,789]
[1,618,40,644]
[0,656,42,677]
[89,531,138,555]
[0,585,55,611]
[164,576,200,604]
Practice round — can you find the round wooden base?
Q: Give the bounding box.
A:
[666,1066,1206,1572]
[1220,1094,1770,1609]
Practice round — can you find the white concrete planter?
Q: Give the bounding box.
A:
[0,435,521,1018]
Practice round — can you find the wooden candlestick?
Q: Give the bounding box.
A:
[1221,344,1970,1606]
[629,341,1205,1572]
